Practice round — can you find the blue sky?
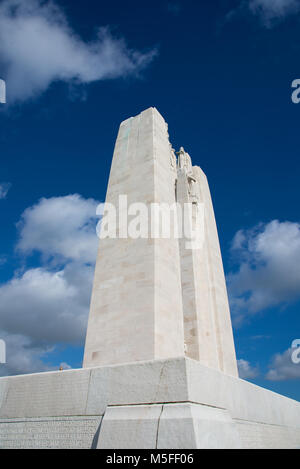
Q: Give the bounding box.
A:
[0,0,300,400]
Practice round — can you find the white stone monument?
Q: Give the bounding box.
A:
[83,107,238,377]
[0,108,300,449]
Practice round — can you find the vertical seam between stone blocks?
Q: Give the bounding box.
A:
[84,369,92,415]
[177,171,201,362]
[91,412,105,449]
[156,404,164,449]
[189,403,199,448]
[184,358,191,403]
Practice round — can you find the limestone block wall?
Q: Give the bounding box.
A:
[0,417,101,449]
[176,156,238,376]
[193,166,238,377]
[0,358,300,449]
[177,166,220,370]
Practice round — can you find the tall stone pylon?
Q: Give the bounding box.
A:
[83,108,185,367]
[176,148,238,376]
[83,107,238,377]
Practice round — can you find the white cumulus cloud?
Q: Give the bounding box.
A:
[0,0,157,103]
[237,359,260,379]
[0,265,93,345]
[17,194,99,263]
[228,220,300,323]
[0,332,55,376]
[266,348,300,381]
[0,194,99,375]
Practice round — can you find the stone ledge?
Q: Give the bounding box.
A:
[0,356,299,448]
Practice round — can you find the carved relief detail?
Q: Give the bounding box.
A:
[170,144,177,171]
[176,147,199,204]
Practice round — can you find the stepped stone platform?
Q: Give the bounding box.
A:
[0,357,300,449]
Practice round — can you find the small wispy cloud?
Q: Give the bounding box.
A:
[0,182,11,199]
[249,0,300,26]
[237,359,260,379]
[227,0,300,28]
[250,334,271,340]
[228,220,300,324]
[0,256,7,266]
[0,0,157,104]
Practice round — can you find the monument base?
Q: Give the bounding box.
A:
[0,357,300,449]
